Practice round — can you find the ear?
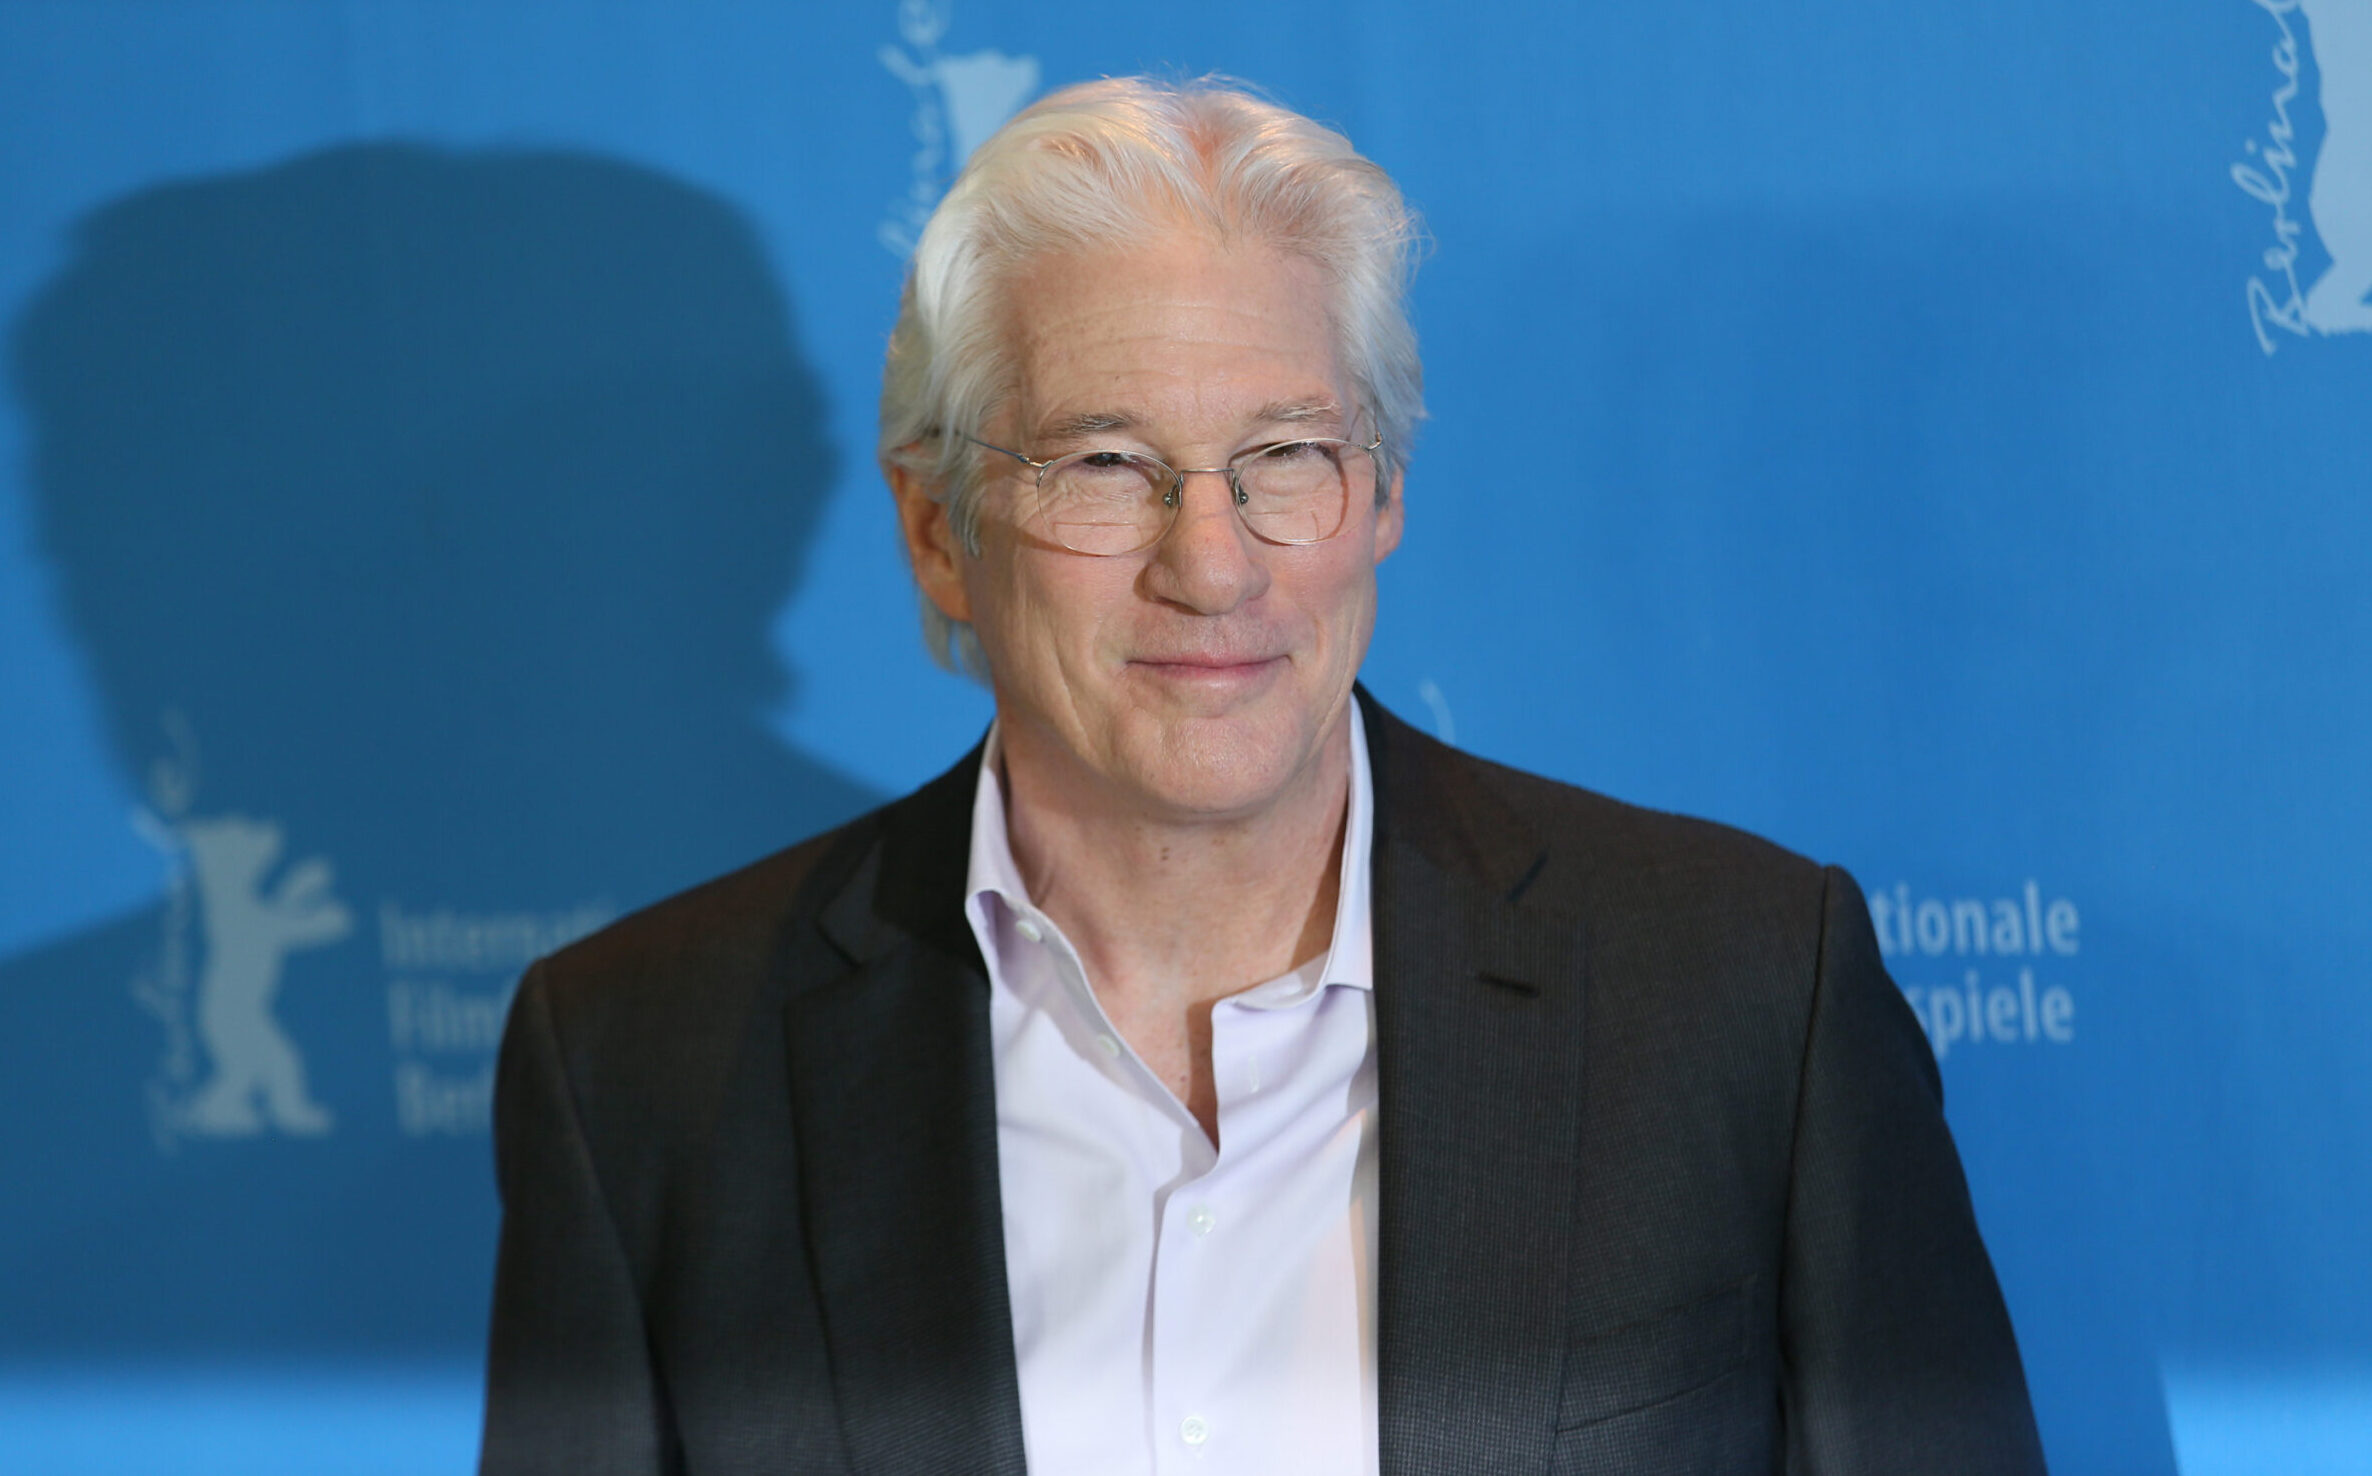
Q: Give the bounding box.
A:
[1372,464,1405,564]
[885,453,975,626]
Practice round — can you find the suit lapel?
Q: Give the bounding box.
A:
[1365,697,1592,1476]
[782,748,1030,1476]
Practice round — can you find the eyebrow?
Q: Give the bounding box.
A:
[1034,410,1138,442]
[1252,399,1345,427]
[1029,399,1345,446]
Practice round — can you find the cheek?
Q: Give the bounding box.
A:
[964,544,1126,677]
[1299,551,1380,650]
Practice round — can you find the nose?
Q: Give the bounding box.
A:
[1141,467,1270,615]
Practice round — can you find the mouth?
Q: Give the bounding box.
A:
[1129,652,1287,688]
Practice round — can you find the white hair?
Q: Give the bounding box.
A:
[878,75,1426,675]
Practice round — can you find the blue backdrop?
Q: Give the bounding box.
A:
[2,3,2366,1472]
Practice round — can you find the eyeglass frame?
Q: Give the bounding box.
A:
[961,430,1387,555]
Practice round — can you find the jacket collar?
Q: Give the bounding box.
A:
[816,735,985,970]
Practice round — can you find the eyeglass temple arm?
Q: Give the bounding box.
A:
[960,433,1052,472]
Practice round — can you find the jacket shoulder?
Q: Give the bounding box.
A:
[1439,742,1884,1096]
[514,797,891,1100]
[1506,757,1819,889]
[542,816,864,996]
[1378,717,1861,1032]
[1385,711,1834,917]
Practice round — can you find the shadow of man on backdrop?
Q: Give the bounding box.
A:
[0,143,875,1360]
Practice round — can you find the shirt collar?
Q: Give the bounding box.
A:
[963,701,1375,994]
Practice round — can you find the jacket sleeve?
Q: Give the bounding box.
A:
[479,961,674,1475]
[1779,867,2050,1475]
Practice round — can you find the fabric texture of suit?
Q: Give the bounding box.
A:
[479,693,2048,1475]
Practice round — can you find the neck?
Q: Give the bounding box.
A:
[998,709,1352,1019]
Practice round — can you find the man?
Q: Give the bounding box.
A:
[481,78,2048,1475]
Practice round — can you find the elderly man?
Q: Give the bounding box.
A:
[480,78,2047,1476]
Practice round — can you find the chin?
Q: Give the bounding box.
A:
[1114,701,1317,818]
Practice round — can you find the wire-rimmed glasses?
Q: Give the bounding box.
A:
[966,432,1383,556]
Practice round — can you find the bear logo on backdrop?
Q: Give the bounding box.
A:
[133,715,350,1146]
[2236,0,2372,351]
[878,0,1040,255]
[124,711,623,1151]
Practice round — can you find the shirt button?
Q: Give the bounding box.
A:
[1179,1414,1210,1447]
[1187,1204,1216,1236]
[1015,917,1043,943]
[1095,1033,1121,1057]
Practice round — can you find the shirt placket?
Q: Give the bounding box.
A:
[1149,1009,1237,1472]
[1020,903,1212,1472]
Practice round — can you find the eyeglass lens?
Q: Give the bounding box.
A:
[1028,440,1371,556]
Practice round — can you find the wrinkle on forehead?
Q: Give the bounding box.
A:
[998,237,1348,449]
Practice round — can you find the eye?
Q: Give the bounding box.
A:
[1080,451,1135,469]
[1256,439,1330,463]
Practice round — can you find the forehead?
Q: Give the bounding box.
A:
[999,235,1344,441]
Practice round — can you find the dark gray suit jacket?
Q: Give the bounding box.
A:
[480,695,2047,1475]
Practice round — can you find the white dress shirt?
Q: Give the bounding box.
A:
[964,705,1379,1476]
